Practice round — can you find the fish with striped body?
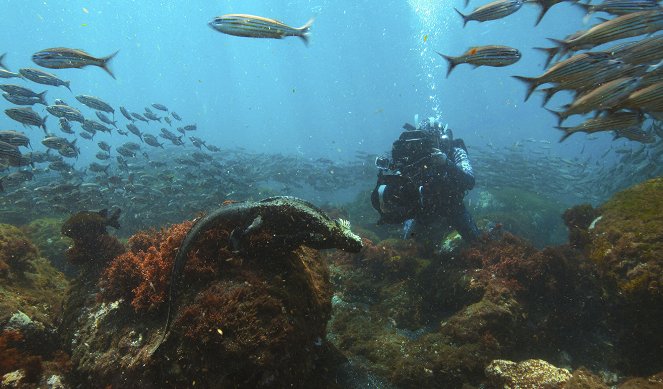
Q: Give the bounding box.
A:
[18,68,71,91]
[0,141,22,162]
[0,69,21,79]
[59,118,75,135]
[576,0,661,17]
[622,81,663,112]
[82,119,112,134]
[545,10,663,60]
[152,103,168,112]
[32,47,118,79]
[513,52,615,100]
[556,111,644,142]
[436,45,521,77]
[96,111,117,128]
[208,14,314,45]
[126,123,143,140]
[131,112,149,123]
[143,134,164,148]
[171,112,182,121]
[548,77,642,124]
[0,84,46,99]
[5,107,47,132]
[46,104,85,123]
[120,106,135,122]
[454,0,524,26]
[144,111,161,122]
[538,61,636,106]
[0,131,30,148]
[614,126,656,143]
[2,92,47,106]
[75,95,114,114]
[604,35,663,66]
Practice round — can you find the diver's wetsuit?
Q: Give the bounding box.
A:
[403,143,480,248]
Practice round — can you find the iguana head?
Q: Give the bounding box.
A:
[333,218,363,253]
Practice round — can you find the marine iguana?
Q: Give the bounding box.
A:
[154,196,362,352]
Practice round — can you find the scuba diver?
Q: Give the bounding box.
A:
[371,117,480,253]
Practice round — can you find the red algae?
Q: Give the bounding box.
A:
[99,220,196,312]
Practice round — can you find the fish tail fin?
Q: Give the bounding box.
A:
[535,45,561,68]
[512,75,540,101]
[545,107,565,126]
[464,0,469,7]
[64,80,71,92]
[41,115,48,134]
[103,164,110,175]
[534,4,551,26]
[0,53,5,70]
[101,50,119,79]
[38,90,48,105]
[454,8,469,27]
[555,126,573,142]
[539,87,557,107]
[436,51,459,78]
[298,17,315,46]
[159,142,164,149]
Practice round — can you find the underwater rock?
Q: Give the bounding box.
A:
[60,197,359,388]
[0,224,39,278]
[563,203,599,249]
[0,225,67,386]
[326,230,616,387]
[485,359,572,388]
[21,218,73,276]
[586,177,663,375]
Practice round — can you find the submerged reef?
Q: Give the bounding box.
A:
[0,224,70,387]
[21,217,73,276]
[586,177,663,375]
[59,198,360,388]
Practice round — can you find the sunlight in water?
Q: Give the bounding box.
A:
[408,0,454,121]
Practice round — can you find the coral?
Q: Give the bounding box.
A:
[0,224,39,277]
[485,359,572,388]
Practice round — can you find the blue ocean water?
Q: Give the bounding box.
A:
[0,0,622,164]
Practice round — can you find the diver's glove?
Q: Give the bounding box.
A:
[430,148,449,168]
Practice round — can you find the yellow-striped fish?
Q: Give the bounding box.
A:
[436,45,521,77]
[208,14,314,46]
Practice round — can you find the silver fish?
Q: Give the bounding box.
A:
[5,107,47,132]
[75,95,114,114]
[18,68,71,91]
[209,14,314,45]
[0,69,21,79]
[46,104,85,123]
[32,47,118,79]
[2,92,46,106]
[455,0,524,26]
[437,45,521,77]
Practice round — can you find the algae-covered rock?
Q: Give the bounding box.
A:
[21,218,72,276]
[61,209,339,388]
[0,225,71,388]
[485,359,572,388]
[588,178,663,298]
[587,178,663,375]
